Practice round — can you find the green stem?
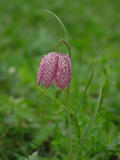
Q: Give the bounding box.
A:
[56,40,71,59]
[67,87,72,160]
[56,40,72,160]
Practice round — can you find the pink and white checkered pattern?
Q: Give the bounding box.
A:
[37,52,71,90]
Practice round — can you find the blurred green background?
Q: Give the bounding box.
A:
[0,0,120,159]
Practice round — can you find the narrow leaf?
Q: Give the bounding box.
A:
[41,9,69,41]
[72,68,94,122]
[75,86,103,160]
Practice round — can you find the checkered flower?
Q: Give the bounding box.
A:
[37,52,71,89]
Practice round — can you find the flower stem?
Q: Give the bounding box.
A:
[56,40,72,160]
[67,87,73,160]
[56,40,71,59]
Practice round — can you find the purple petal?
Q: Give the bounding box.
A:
[54,54,71,89]
[41,52,59,88]
[37,56,45,86]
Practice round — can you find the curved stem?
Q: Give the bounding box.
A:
[56,40,72,160]
[56,40,71,59]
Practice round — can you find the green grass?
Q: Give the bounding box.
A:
[0,0,120,159]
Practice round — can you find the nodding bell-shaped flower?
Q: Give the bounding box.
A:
[37,52,71,90]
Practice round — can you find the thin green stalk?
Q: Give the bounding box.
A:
[56,40,72,160]
[67,87,73,160]
[75,86,103,160]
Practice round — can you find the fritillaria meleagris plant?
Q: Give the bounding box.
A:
[37,40,72,160]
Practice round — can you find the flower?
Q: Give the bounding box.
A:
[37,52,71,90]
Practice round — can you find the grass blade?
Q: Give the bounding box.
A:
[72,68,94,122]
[41,9,69,42]
[75,86,103,160]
